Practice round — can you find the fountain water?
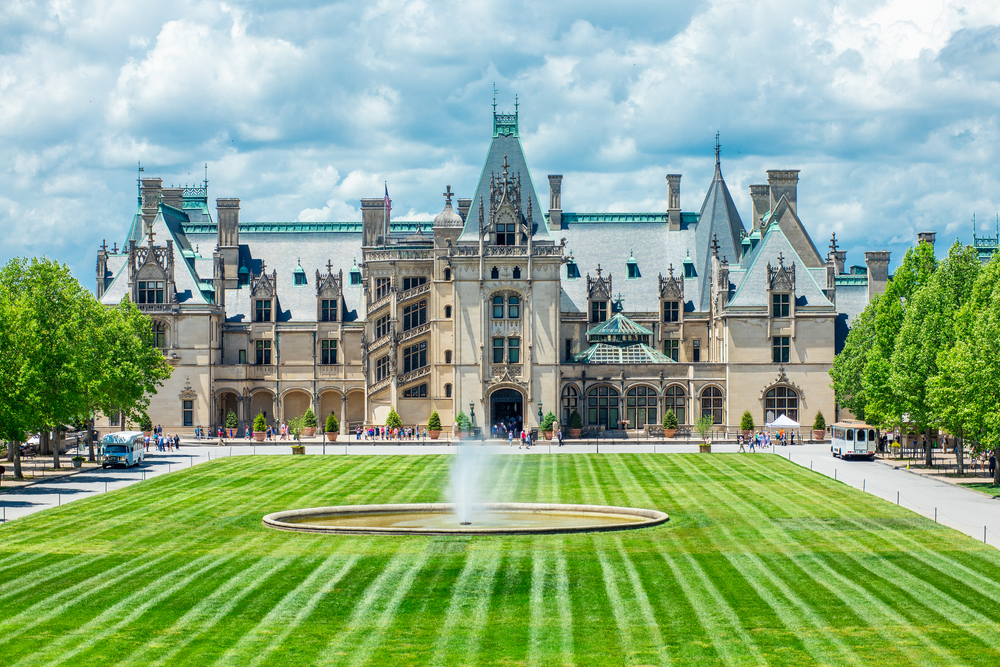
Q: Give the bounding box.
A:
[449,443,492,525]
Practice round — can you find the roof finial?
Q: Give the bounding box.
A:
[326,259,333,273]
[596,263,602,277]
[514,94,519,114]
[492,83,497,114]
[443,184,454,205]
[204,162,209,190]
[714,131,721,166]
[668,263,674,277]
[137,160,144,203]
[829,232,838,254]
[777,252,785,267]
[711,233,720,257]
[973,213,977,238]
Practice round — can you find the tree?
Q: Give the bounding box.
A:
[540,411,557,432]
[662,410,678,430]
[225,411,239,429]
[695,415,714,443]
[253,412,267,433]
[139,412,153,433]
[813,411,826,432]
[385,407,402,429]
[740,410,755,432]
[829,296,878,421]
[427,411,441,431]
[325,412,339,433]
[569,409,583,429]
[455,411,470,432]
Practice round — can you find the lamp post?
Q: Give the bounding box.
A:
[469,401,475,428]
[538,400,543,424]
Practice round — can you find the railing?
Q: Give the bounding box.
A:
[137,303,178,313]
[490,364,523,378]
[485,245,527,256]
[368,333,391,353]
[364,249,432,262]
[532,245,564,256]
[399,322,430,344]
[369,376,392,395]
[451,246,480,257]
[248,365,276,380]
[367,294,391,316]
[397,366,430,386]
[398,282,430,302]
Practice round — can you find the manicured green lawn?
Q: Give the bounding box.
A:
[2,453,999,666]
[960,482,1000,498]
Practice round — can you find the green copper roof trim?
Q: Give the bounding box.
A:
[560,212,700,225]
[585,312,654,338]
[834,275,868,286]
[180,220,435,234]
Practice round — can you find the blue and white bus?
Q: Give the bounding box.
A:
[830,421,877,460]
[101,431,145,468]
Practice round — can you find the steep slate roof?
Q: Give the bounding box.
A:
[458,130,547,242]
[727,223,834,311]
[694,157,745,312]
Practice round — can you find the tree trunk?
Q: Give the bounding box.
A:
[994,447,1000,487]
[12,441,22,479]
[956,432,964,476]
[87,418,95,463]
[6,440,12,462]
[924,426,933,467]
[52,430,61,470]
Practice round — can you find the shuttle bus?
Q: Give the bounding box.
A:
[101,431,146,468]
[830,422,877,460]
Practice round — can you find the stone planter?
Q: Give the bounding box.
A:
[699,443,712,453]
[325,432,338,441]
[663,428,676,438]
[253,431,266,442]
[301,427,316,438]
[428,430,440,440]
[72,459,83,468]
[543,430,553,441]
[569,428,582,439]
[812,430,826,441]
[291,445,305,455]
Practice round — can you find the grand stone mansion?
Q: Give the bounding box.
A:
[95,107,898,435]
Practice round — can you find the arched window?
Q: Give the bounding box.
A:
[701,386,724,425]
[444,268,451,281]
[445,305,452,318]
[445,350,452,364]
[491,266,499,280]
[151,321,167,349]
[445,383,452,398]
[561,385,579,426]
[513,267,521,279]
[625,386,657,429]
[664,385,685,424]
[764,386,798,423]
[586,386,620,428]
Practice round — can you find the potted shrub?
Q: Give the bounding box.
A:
[325,412,339,441]
[740,410,755,439]
[225,410,239,433]
[139,412,153,437]
[540,411,557,440]
[253,412,267,442]
[288,415,306,454]
[386,407,402,432]
[72,455,85,469]
[301,408,318,438]
[661,410,678,438]
[427,411,442,440]
[696,415,714,453]
[568,409,583,439]
[812,412,827,441]
[454,411,470,441]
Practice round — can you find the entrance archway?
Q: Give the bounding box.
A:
[490,388,523,429]
[218,391,239,429]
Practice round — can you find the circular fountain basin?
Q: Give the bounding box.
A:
[262,503,669,536]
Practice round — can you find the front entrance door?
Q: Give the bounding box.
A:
[490,388,524,431]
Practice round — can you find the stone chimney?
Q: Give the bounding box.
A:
[161,187,184,210]
[457,198,471,222]
[749,184,769,229]
[547,174,563,231]
[96,241,109,299]
[865,251,891,301]
[917,231,936,248]
[666,174,681,231]
[140,178,163,233]
[361,198,387,248]
[216,198,241,289]
[767,170,799,214]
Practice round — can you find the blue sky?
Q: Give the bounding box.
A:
[3,0,1000,284]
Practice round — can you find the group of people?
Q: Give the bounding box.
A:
[146,425,179,452]
[355,426,428,441]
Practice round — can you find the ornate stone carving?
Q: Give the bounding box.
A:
[250,267,278,297]
[587,264,612,300]
[658,265,684,300]
[767,253,795,292]
[315,263,344,297]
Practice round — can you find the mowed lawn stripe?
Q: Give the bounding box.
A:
[661,454,867,666]
[692,455,968,666]
[427,546,503,667]
[477,544,533,665]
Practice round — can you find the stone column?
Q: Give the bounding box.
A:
[341,394,348,435]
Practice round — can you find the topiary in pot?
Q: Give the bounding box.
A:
[225,411,239,429]
[301,407,318,437]
[253,412,267,441]
[385,407,402,429]
[812,411,827,441]
[427,411,442,439]
[740,410,755,435]
[568,409,583,438]
[661,409,678,436]
[540,411,557,439]
[325,412,339,441]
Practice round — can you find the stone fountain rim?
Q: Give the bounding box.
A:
[262,502,669,536]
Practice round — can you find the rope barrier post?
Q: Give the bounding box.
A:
[863,479,866,493]
[835,469,837,481]
[935,507,937,523]
[897,491,899,505]
[810,461,813,470]
[105,481,107,493]
[986,526,988,544]
[58,494,60,507]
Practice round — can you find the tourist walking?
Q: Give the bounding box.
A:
[557,429,563,447]
[738,435,745,452]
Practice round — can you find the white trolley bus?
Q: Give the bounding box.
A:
[830,421,877,460]
[101,431,146,468]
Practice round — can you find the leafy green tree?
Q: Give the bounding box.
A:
[829,295,878,421]
[740,410,755,432]
[325,412,339,433]
[385,407,402,429]
[427,411,442,431]
[695,415,714,443]
[139,412,153,432]
[225,411,239,429]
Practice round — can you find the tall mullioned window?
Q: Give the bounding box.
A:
[403,300,427,331]
[375,355,389,382]
[508,338,520,363]
[662,301,679,322]
[182,400,193,427]
[508,296,520,319]
[254,299,271,323]
[375,278,391,300]
[771,293,790,317]
[151,321,167,349]
[321,299,338,322]
[665,385,685,424]
[255,339,272,365]
[591,301,607,323]
[701,386,723,424]
[402,277,427,290]
[773,336,790,363]
[496,223,516,245]
[375,315,390,339]
[321,340,338,365]
[663,339,679,361]
[493,338,504,363]
[137,280,164,304]
[403,341,427,373]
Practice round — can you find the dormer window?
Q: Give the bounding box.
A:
[349,260,362,285]
[591,300,608,323]
[496,223,516,245]
[663,301,679,322]
[293,259,307,285]
[238,262,250,286]
[321,299,338,322]
[567,262,580,279]
[137,280,165,304]
[254,299,271,323]
[626,251,640,280]
[771,293,790,317]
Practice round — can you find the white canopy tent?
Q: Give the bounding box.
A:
[766,414,800,429]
